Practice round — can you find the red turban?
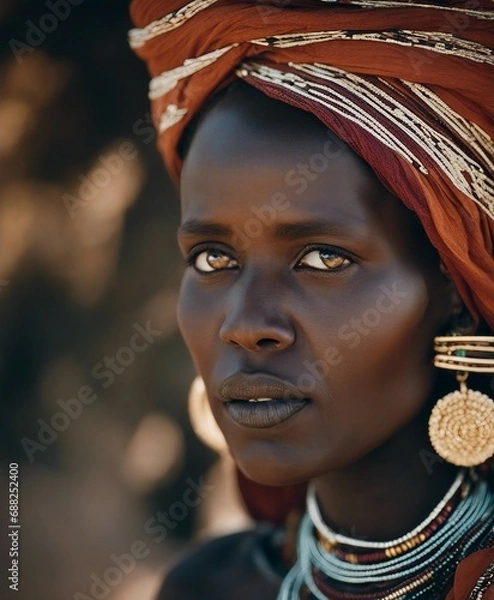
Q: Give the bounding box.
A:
[129,0,494,520]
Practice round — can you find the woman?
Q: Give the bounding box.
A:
[129,1,494,598]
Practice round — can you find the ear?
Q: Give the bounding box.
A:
[440,262,477,335]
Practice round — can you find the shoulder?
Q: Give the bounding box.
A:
[156,528,284,600]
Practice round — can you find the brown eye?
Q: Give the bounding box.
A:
[298,249,351,271]
[194,250,238,273]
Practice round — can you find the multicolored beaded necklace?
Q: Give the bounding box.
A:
[278,469,494,599]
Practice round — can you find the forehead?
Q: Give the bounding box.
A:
[182,84,351,175]
[179,83,423,249]
[183,85,377,209]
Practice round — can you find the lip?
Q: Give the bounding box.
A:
[218,372,307,402]
[217,373,310,428]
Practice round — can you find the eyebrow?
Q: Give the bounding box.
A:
[178,218,366,239]
[274,220,366,240]
[178,219,231,237]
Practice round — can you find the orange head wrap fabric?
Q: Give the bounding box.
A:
[128,0,494,331]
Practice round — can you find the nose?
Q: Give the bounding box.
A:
[219,277,295,352]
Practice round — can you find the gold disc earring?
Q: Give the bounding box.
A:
[429,336,494,467]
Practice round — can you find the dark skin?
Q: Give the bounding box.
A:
[163,83,466,599]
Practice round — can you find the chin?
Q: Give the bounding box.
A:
[232,448,305,486]
[233,449,330,487]
[233,440,374,485]
[239,463,307,487]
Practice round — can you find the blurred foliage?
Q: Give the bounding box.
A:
[0,2,236,598]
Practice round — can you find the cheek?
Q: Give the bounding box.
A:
[304,270,432,405]
[298,269,430,356]
[328,272,433,425]
[358,276,430,364]
[291,273,435,467]
[177,277,221,369]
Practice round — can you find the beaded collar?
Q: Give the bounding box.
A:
[277,469,494,599]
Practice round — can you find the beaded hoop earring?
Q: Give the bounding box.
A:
[429,335,494,467]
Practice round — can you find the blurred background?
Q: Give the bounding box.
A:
[0,2,250,598]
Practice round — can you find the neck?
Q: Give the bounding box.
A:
[312,410,459,542]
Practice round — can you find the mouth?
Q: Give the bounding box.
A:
[218,373,310,428]
[243,397,286,402]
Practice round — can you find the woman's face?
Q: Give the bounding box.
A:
[177,84,454,486]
